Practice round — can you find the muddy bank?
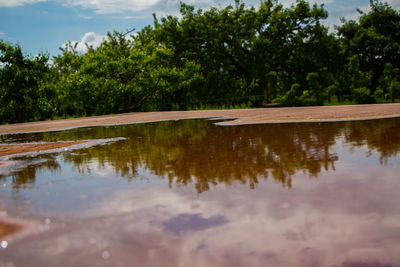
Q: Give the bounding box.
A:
[0,138,126,162]
[0,142,88,165]
[0,104,399,135]
[0,141,88,158]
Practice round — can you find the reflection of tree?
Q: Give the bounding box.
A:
[63,120,342,192]
[343,118,400,164]
[0,155,60,189]
[2,118,399,193]
[0,124,136,144]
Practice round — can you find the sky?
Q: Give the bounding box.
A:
[0,0,399,57]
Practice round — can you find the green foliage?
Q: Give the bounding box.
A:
[337,0,400,100]
[344,55,375,104]
[274,83,300,106]
[0,0,399,124]
[305,72,323,105]
[382,63,400,102]
[353,87,375,104]
[0,40,53,123]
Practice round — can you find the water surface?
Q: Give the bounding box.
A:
[0,118,400,267]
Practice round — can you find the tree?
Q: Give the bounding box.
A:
[156,0,333,105]
[337,0,400,98]
[0,40,52,123]
[383,63,400,102]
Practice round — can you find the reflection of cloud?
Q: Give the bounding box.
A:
[3,121,400,266]
[89,161,115,177]
[339,261,397,267]
[160,213,228,234]
[3,147,400,266]
[78,146,400,266]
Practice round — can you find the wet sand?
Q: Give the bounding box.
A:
[0,104,399,158]
[0,142,88,158]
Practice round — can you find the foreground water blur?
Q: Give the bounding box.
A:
[0,118,400,267]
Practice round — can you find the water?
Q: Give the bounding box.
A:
[0,118,399,266]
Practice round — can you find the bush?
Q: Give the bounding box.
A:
[299,90,318,106]
[353,87,375,104]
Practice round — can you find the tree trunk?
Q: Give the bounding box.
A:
[259,81,269,104]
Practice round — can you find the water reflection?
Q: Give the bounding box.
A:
[343,118,400,163]
[1,118,400,266]
[1,118,400,193]
[1,156,60,190]
[160,213,229,234]
[61,120,341,192]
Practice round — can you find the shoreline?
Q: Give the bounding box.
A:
[0,141,88,158]
[0,103,399,135]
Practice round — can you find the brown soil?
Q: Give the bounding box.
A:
[0,141,87,157]
[1,104,399,135]
[0,104,399,157]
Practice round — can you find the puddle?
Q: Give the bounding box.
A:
[0,221,22,239]
[0,118,400,266]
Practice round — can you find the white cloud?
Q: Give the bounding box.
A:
[63,0,263,16]
[279,0,333,7]
[2,0,397,33]
[65,0,162,14]
[62,32,106,53]
[61,0,344,23]
[78,14,95,19]
[0,0,46,7]
[387,0,400,9]
[322,4,369,30]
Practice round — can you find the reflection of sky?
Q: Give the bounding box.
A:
[1,122,400,266]
[160,213,229,234]
[87,161,399,266]
[3,141,399,266]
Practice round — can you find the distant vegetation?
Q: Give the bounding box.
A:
[0,0,399,124]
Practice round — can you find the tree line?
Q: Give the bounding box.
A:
[1,0,399,124]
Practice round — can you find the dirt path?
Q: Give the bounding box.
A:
[0,104,399,135]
